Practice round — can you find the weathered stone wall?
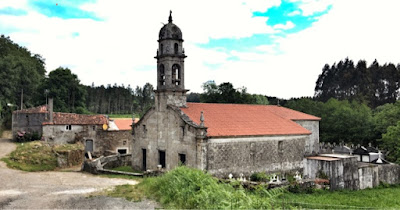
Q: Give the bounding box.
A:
[43,124,98,145]
[295,120,319,155]
[132,108,199,171]
[304,156,359,190]
[206,135,307,178]
[12,112,47,139]
[95,130,131,156]
[358,165,379,189]
[378,164,400,185]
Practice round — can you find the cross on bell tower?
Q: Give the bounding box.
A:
[155,11,188,110]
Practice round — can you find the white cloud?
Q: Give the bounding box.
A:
[273,21,295,30]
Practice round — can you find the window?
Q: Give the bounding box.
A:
[159,150,166,168]
[179,153,186,165]
[172,64,181,85]
[143,125,147,137]
[142,149,147,171]
[174,43,178,54]
[66,125,72,130]
[181,126,185,138]
[117,149,127,154]
[159,64,165,86]
[278,141,283,150]
[92,125,96,131]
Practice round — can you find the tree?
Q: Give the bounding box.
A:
[374,101,400,139]
[314,58,400,108]
[380,121,400,164]
[41,67,87,113]
[200,81,269,105]
[0,35,46,127]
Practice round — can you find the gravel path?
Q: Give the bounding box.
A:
[0,136,159,209]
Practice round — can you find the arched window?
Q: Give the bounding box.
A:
[172,64,181,85]
[159,64,165,86]
[160,44,164,54]
[174,43,178,54]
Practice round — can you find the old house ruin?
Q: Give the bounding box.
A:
[12,99,132,156]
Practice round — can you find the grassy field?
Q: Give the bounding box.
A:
[277,185,400,209]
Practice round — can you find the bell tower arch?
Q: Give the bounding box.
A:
[155,11,188,110]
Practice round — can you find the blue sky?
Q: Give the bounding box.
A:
[0,0,399,98]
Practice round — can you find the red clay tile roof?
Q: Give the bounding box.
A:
[13,105,48,114]
[111,118,138,130]
[262,106,321,121]
[180,103,320,137]
[43,112,107,125]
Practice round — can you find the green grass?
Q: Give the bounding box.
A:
[277,185,400,209]
[106,166,284,209]
[105,166,400,209]
[107,114,135,118]
[111,166,141,173]
[107,184,144,202]
[2,141,83,172]
[100,174,142,180]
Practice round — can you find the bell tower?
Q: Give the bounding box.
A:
[155,11,187,110]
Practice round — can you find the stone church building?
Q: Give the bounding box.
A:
[132,12,320,177]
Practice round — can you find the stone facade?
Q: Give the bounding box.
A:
[95,130,131,156]
[295,120,320,156]
[132,107,205,171]
[206,135,307,178]
[12,109,48,139]
[43,124,98,144]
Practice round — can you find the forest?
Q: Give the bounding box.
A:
[1,35,400,163]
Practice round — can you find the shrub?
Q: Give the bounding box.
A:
[250,172,270,182]
[138,166,278,209]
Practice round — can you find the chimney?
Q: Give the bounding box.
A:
[48,98,53,123]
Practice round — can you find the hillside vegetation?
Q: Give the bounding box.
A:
[1,141,83,171]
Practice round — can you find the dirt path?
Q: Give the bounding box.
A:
[0,137,158,209]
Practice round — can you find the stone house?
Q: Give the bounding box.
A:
[131,12,320,178]
[12,99,132,156]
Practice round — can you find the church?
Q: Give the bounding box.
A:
[131,12,321,178]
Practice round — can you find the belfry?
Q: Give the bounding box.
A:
[155,11,187,110]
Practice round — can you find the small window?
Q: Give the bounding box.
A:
[278,141,283,151]
[159,150,166,168]
[117,149,127,154]
[142,149,147,171]
[181,126,185,138]
[92,125,96,131]
[179,153,186,165]
[66,125,72,130]
[174,43,178,54]
[143,125,147,137]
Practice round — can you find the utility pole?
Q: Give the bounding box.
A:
[20,89,23,110]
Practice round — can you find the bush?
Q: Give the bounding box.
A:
[15,131,42,142]
[138,166,279,209]
[250,172,270,182]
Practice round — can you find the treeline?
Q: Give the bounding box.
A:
[284,58,400,163]
[188,81,269,105]
[85,83,154,117]
[315,58,400,108]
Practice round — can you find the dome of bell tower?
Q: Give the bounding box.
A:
[159,11,183,40]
